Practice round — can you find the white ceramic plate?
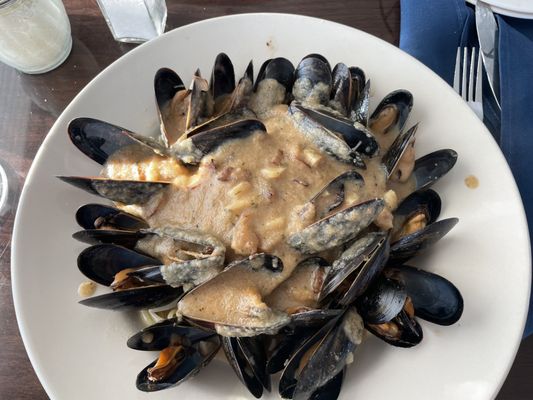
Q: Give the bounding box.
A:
[12,13,530,400]
[466,0,533,19]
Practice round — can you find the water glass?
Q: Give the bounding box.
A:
[96,0,167,43]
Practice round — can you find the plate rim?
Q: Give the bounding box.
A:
[11,12,532,400]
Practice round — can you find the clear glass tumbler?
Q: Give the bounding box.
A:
[0,0,72,74]
[96,0,167,43]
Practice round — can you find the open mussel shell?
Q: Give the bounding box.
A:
[356,277,407,324]
[68,118,134,166]
[174,119,267,165]
[392,189,441,232]
[75,203,148,231]
[186,73,212,131]
[267,308,342,375]
[287,198,385,254]
[127,318,216,351]
[80,285,183,311]
[288,103,365,167]
[58,176,170,205]
[279,317,338,399]
[349,67,366,106]
[154,68,186,111]
[369,89,413,134]
[280,308,364,400]
[390,217,459,263]
[255,57,295,93]
[413,149,458,191]
[320,232,387,303]
[382,123,418,178]
[68,117,168,163]
[386,265,463,325]
[338,235,390,307]
[351,77,370,125]
[293,55,332,105]
[267,331,316,375]
[77,244,160,286]
[154,67,187,146]
[223,336,270,398]
[358,277,423,348]
[136,335,221,392]
[366,309,423,348]
[293,104,379,156]
[309,170,364,219]
[330,62,352,116]
[210,52,236,100]
[73,229,146,248]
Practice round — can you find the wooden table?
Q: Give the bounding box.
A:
[0,1,531,398]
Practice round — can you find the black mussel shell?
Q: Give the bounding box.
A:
[370,89,413,133]
[222,336,267,398]
[68,118,141,166]
[77,244,160,286]
[393,189,441,232]
[75,203,148,231]
[390,218,459,263]
[79,285,183,311]
[73,229,146,248]
[386,265,463,325]
[413,149,458,191]
[356,277,407,325]
[210,52,236,99]
[58,176,170,205]
[136,335,220,392]
[127,318,216,351]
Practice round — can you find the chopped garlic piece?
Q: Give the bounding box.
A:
[260,166,286,179]
[302,148,322,167]
[264,217,286,230]
[383,189,398,211]
[78,281,96,298]
[226,197,256,212]
[229,181,253,197]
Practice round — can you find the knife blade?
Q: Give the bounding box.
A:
[475,1,501,109]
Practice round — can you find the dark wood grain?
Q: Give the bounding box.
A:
[0,1,529,399]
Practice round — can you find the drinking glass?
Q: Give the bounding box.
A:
[96,0,167,43]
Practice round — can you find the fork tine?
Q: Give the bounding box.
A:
[461,47,468,100]
[468,48,476,102]
[453,47,461,93]
[475,48,483,102]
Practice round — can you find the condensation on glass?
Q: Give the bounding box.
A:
[96,0,167,43]
[0,0,72,74]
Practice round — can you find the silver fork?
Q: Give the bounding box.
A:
[453,47,484,120]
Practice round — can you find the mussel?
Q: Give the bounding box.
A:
[128,318,220,392]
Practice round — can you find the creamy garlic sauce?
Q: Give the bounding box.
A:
[177,256,290,334]
[265,261,325,312]
[129,106,389,277]
[103,99,416,324]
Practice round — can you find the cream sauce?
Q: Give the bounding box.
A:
[128,106,390,278]
[103,98,417,327]
[265,261,326,312]
[177,256,290,335]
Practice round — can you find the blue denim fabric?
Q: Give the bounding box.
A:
[400,0,533,337]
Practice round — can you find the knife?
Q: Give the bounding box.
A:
[475,1,501,109]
